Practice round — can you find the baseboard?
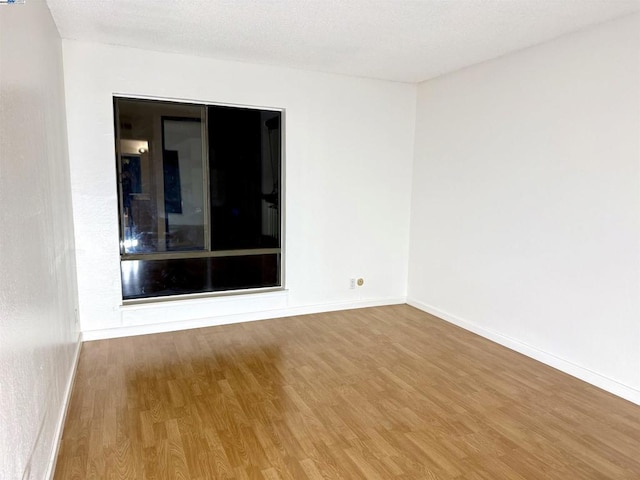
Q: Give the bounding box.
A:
[407,298,640,406]
[82,297,407,341]
[45,334,82,480]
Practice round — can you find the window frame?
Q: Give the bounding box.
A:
[113,95,286,304]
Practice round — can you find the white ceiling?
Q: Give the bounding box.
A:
[46,0,640,83]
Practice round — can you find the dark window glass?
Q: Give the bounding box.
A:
[121,255,280,299]
[114,98,282,300]
[208,106,281,250]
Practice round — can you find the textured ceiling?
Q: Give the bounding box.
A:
[46,0,640,83]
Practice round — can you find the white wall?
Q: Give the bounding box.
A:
[408,14,640,404]
[0,1,80,478]
[62,41,416,338]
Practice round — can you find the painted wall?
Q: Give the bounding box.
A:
[408,14,640,404]
[61,41,416,338]
[0,1,80,478]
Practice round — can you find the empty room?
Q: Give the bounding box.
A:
[1,0,639,478]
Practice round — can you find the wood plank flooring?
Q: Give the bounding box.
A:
[54,305,640,479]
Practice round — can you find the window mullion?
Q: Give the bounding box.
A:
[202,105,211,252]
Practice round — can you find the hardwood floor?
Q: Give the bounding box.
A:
[54,305,640,479]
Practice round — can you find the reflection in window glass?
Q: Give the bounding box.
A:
[115,98,282,300]
[162,117,206,251]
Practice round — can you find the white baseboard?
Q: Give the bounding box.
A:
[407,298,640,406]
[82,297,407,341]
[46,334,82,479]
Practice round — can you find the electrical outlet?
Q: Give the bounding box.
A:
[350,278,356,289]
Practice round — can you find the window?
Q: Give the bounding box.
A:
[114,98,282,300]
